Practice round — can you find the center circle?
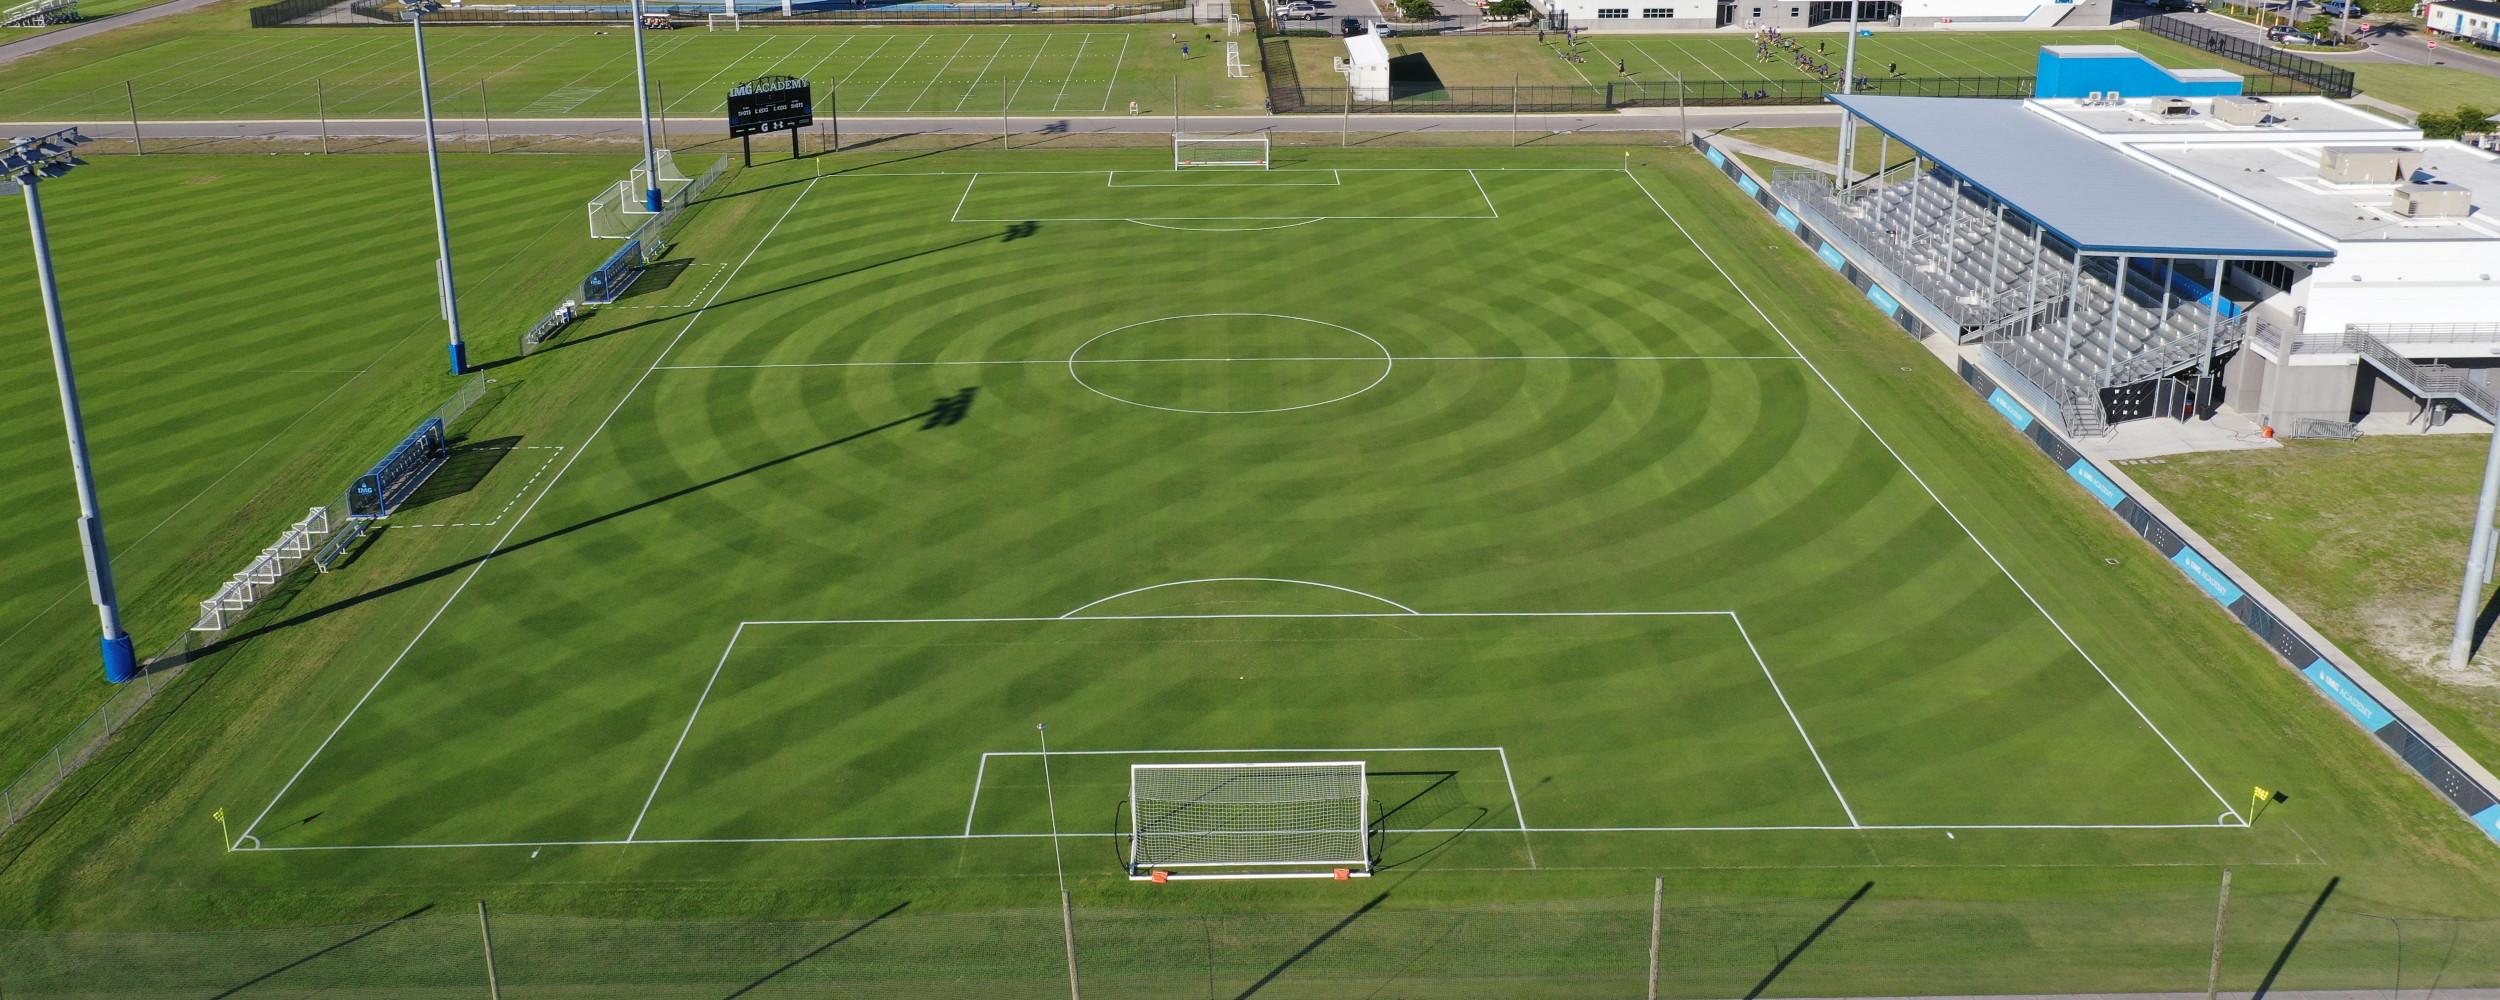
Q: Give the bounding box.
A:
[1067,313,1393,415]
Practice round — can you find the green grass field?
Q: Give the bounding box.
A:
[4,146,2500,996]
[0,153,629,787]
[1290,29,2242,92]
[0,23,1268,120]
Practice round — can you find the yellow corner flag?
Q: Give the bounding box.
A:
[213,807,229,850]
[2252,786,2271,804]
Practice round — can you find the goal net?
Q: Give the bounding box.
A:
[1128,761,1372,880]
[588,180,633,238]
[1174,133,1269,170]
[1225,40,1248,79]
[707,12,739,29]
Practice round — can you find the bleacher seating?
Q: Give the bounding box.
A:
[2,0,80,26]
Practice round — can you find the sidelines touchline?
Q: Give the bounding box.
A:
[1618,164,2248,824]
[650,356,1806,370]
[231,175,827,851]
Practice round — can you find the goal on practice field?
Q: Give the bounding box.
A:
[1225,40,1248,79]
[1127,761,1373,880]
[707,11,739,29]
[1174,133,1269,170]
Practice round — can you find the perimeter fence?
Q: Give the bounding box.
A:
[2138,13,2357,98]
[252,0,1197,27]
[4,884,2498,997]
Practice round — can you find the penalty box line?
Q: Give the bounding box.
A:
[651,355,1808,371]
[946,170,1501,224]
[961,745,1536,867]
[626,610,1834,852]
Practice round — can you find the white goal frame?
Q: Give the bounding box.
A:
[1128,760,1373,881]
[707,12,740,29]
[1174,133,1270,170]
[1225,40,1248,79]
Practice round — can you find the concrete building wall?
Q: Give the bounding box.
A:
[2302,240,2500,334]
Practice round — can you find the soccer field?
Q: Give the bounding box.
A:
[0,24,1266,121]
[230,163,2245,862]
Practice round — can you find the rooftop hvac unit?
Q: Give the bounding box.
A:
[2157,97,2195,118]
[2212,94,2272,126]
[2319,145,2423,185]
[2392,183,2473,219]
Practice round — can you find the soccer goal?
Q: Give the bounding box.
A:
[1225,40,1248,79]
[1127,761,1373,881]
[707,12,739,29]
[1174,133,1269,170]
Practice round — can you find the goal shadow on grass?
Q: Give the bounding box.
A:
[185,403,956,663]
[1369,770,1498,872]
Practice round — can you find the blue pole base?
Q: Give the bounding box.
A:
[449,341,468,375]
[645,188,664,213]
[101,633,137,684]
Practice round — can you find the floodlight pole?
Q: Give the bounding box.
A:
[408,6,469,375]
[1836,0,1861,190]
[630,0,664,213]
[2448,425,2500,670]
[8,130,137,684]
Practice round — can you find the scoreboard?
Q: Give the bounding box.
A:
[726,75,813,138]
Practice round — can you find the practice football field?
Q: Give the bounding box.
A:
[0,24,1267,121]
[229,162,2250,865]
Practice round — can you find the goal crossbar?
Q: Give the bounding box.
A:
[1129,760,1371,880]
[1174,133,1270,170]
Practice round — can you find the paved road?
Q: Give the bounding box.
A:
[0,105,1841,141]
[2175,8,2500,83]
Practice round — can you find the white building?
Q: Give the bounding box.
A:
[1810,93,2500,433]
[1537,0,2104,32]
[1343,30,1390,102]
[2424,0,2500,49]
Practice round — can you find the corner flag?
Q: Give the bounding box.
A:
[213,807,230,849]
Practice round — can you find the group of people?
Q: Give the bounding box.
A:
[1752,26,1907,89]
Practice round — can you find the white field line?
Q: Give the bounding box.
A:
[785,35,857,99]
[1048,34,1093,112]
[1618,165,2246,823]
[1092,33,1129,113]
[627,623,747,840]
[1729,613,1859,828]
[208,33,406,116]
[321,31,533,115]
[953,34,1018,112]
[668,36,780,112]
[963,745,1507,838]
[740,610,1737,627]
[1468,169,1498,219]
[857,36,933,112]
[962,753,991,835]
[4,34,266,101]
[902,34,975,113]
[1003,32,1054,110]
[949,172,980,222]
[162,33,397,115]
[231,820,2252,854]
[233,175,826,849]
[1058,576,1416,617]
[1108,169,1343,188]
[835,35,897,90]
[1496,746,1536,867]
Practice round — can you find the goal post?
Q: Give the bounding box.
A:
[707,12,740,29]
[1174,133,1270,170]
[1225,40,1248,79]
[1128,761,1373,880]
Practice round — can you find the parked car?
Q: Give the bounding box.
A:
[2143,0,2206,11]
[2315,0,2361,15]
[1373,19,1397,34]
[1341,15,1364,33]
[2275,28,2321,42]
[1278,1,1322,18]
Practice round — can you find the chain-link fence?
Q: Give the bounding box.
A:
[3,886,2497,997]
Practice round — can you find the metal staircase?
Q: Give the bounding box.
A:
[2313,329,2499,422]
[2091,315,2252,389]
[2,0,78,26]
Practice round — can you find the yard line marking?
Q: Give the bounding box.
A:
[652,356,1802,369]
[1468,169,1499,218]
[202,34,399,116]
[954,33,1018,111]
[382,446,566,529]
[230,819,2252,854]
[1619,165,2245,823]
[1092,33,1129,112]
[835,35,897,88]
[1496,747,1537,867]
[1729,613,1859,828]
[858,35,932,112]
[786,35,857,95]
[234,175,826,850]
[904,34,976,112]
[668,36,780,112]
[160,33,395,116]
[628,623,747,840]
[1004,32,1054,110]
[1048,34,1094,112]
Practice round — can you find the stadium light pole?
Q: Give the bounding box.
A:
[5,128,138,684]
[2448,427,2500,671]
[404,1,469,375]
[629,0,664,213]
[1836,0,1862,189]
